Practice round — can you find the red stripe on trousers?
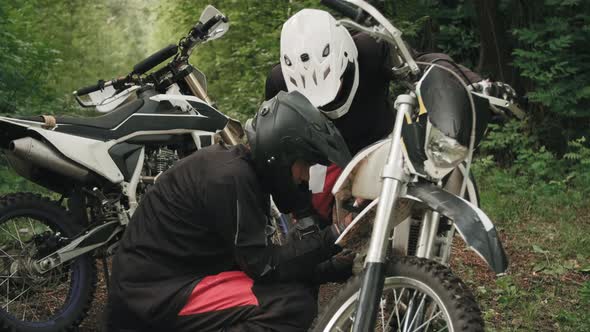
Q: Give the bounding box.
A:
[178,271,259,316]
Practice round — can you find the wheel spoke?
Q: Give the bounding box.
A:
[402,290,418,332]
[407,293,427,331]
[3,285,33,309]
[0,248,17,261]
[393,288,405,330]
[0,226,23,248]
[380,296,387,331]
[27,218,38,236]
[0,270,18,288]
[12,221,25,250]
[411,310,443,332]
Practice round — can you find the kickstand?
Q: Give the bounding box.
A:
[102,257,110,292]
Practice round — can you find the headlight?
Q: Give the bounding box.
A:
[425,125,468,168]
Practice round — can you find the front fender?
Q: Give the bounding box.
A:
[406,182,508,274]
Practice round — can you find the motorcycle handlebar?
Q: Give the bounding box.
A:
[321,0,364,21]
[74,80,107,96]
[132,44,178,75]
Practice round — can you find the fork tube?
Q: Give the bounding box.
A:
[353,94,416,332]
[184,72,240,145]
[415,211,433,257]
[424,211,441,259]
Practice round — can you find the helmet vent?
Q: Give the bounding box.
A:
[300,53,310,62]
[289,76,298,87]
[300,75,306,88]
[312,71,318,85]
[284,55,292,66]
[322,44,330,57]
[323,67,331,79]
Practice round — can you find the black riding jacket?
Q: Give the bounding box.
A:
[110,143,339,325]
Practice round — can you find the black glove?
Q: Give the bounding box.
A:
[481,80,518,103]
[312,249,355,284]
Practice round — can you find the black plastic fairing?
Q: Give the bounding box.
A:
[108,143,143,181]
[401,114,428,174]
[52,97,227,141]
[418,66,490,146]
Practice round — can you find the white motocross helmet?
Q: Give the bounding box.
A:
[280,9,359,120]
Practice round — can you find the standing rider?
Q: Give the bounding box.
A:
[106,91,352,332]
[265,9,488,222]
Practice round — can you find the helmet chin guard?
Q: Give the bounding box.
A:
[246,91,351,213]
[280,9,359,119]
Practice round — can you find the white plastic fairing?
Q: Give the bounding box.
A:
[332,139,389,195]
[351,141,391,199]
[331,138,404,200]
[27,128,124,183]
[150,94,209,115]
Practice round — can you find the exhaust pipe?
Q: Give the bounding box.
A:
[8,137,90,181]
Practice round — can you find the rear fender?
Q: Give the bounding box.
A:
[0,117,45,148]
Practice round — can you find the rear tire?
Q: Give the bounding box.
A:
[312,257,483,332]
[0,193,96,332]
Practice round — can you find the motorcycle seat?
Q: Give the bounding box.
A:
[16,99,144,130]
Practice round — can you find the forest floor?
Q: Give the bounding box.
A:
[79,205,590,331]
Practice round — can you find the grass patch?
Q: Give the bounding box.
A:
[455,164,590,331]
[0,163,47,195]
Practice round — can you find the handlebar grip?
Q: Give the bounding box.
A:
[321,0,362,21]
[132,44,178,75]
[74,80,106,96]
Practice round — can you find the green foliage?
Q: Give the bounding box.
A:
[564,137,590,186]
[154,0,320,120]
[511,0,590,120]
[430,2,479,67]
[0,0,160,117]
[479,119,590,191]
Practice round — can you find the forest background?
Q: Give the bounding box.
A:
[0,0,588,330]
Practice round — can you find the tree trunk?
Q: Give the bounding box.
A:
[474,0,512,83]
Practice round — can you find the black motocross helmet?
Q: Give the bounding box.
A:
[245,91,351,213]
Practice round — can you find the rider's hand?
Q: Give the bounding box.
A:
[476,80,518,103]
[312,249,356,284]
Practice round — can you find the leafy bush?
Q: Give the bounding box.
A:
[479,119,589,191]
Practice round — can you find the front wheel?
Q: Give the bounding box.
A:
[313,257,483,332]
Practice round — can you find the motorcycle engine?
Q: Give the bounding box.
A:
[146,147,179,175]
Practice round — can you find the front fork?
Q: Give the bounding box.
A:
[353,94,416,332]
[184,71,242,145]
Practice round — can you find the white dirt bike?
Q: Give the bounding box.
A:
[312,0,524,331]
[0,5,251,332]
